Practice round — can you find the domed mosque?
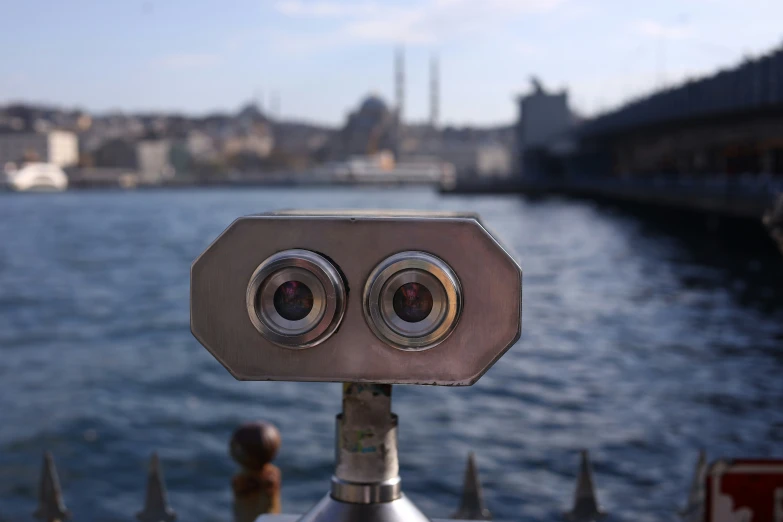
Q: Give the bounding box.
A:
[328,48,443,163]
[335,93,398,159]
[358,94,388,116]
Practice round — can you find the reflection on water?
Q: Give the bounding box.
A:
[0,188,781,522]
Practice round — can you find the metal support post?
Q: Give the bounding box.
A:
[297,383,429,522]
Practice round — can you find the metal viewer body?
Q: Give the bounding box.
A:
[190,210,524,522]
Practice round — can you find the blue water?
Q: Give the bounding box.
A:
[0,188,781,522]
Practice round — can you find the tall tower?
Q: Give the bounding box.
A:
[430,54,439,129]
[395,47,405,125]
[271,91,281,118]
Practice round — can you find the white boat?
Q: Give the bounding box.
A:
[3,162,68,192]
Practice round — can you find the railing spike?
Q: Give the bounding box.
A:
[564,450,606,521]
[136,452,176,522]
[679,449,707,522]
[33,451,70,522]
[452,452,492,520]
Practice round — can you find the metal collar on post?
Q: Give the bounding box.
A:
[330,476,402,504]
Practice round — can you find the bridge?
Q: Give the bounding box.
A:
[509,44,783,244]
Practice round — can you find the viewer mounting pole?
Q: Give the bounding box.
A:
[298,383,430,522]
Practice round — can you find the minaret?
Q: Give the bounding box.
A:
[395,46,405,155]
[430,54,439,129]
[395,47,405,125]
[271,91,281,118]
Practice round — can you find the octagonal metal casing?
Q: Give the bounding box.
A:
[190,211,522,386]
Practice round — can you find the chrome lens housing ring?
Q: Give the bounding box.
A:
[247,249,346,348]
[364,251,462,351]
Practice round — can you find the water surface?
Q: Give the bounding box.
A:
[0,188,781,521]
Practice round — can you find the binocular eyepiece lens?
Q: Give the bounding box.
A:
[246,250,346,349]
[364,252,462,351]
[392,282,433,323]
[272,281,314,321]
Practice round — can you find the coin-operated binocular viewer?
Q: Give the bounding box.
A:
[191,212,522,522]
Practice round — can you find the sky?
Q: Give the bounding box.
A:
[1,0,782,126]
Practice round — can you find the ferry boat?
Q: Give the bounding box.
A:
[3,162,68,192]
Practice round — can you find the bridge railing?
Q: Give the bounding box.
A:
[579,45,783,137]
[563,173,783,197]
[534,173,783,218]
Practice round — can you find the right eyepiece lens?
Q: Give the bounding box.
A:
[272,281,313,321]
[363,251,462,351]
[392,282,433,323]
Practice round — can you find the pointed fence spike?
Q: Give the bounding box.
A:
[136,452,176,522]
[33,451,70,522]
[452,452,492,520]
[680,449,707,521]
[564,450,606,521]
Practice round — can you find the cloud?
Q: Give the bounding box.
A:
[262,28,350,55]
[274,0,380,17]
[154,53,220,69]
[343,8,433,44]
[633,19,692,40]
[273,0,564,46]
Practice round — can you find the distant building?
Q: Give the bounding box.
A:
[221,104,275,167]
[516,78,576,179]
[186,130,218,161]
[236,102,267,130]
[0,130,78,169]
[331,95,398,160]
[476,144,512,177]
[420,141,511,178]
[137,140,174,183]
[223,128,274,159]
[94,138,138,169]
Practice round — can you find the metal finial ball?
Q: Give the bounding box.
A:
[230,422,281,471]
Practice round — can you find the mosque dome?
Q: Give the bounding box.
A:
[358,95,389,115]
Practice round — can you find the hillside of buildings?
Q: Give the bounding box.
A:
[0,98,514,188]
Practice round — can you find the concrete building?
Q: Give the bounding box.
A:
[397,123,513,179]
[476,144,512,177]
[0,130,78,169]
[94,138,137,169]
[136,140,174,183]
[223,130,274,159]
[186,130,218,161]
[434,142,511,178]
[516,78,575,178]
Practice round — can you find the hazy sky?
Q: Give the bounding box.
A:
[1,0,782,126]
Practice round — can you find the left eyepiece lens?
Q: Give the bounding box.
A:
[272,281,313,321]
[246,250,346,349]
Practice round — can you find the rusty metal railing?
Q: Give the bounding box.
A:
[28,420,708,522]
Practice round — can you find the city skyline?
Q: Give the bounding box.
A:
[2,0,782,126]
